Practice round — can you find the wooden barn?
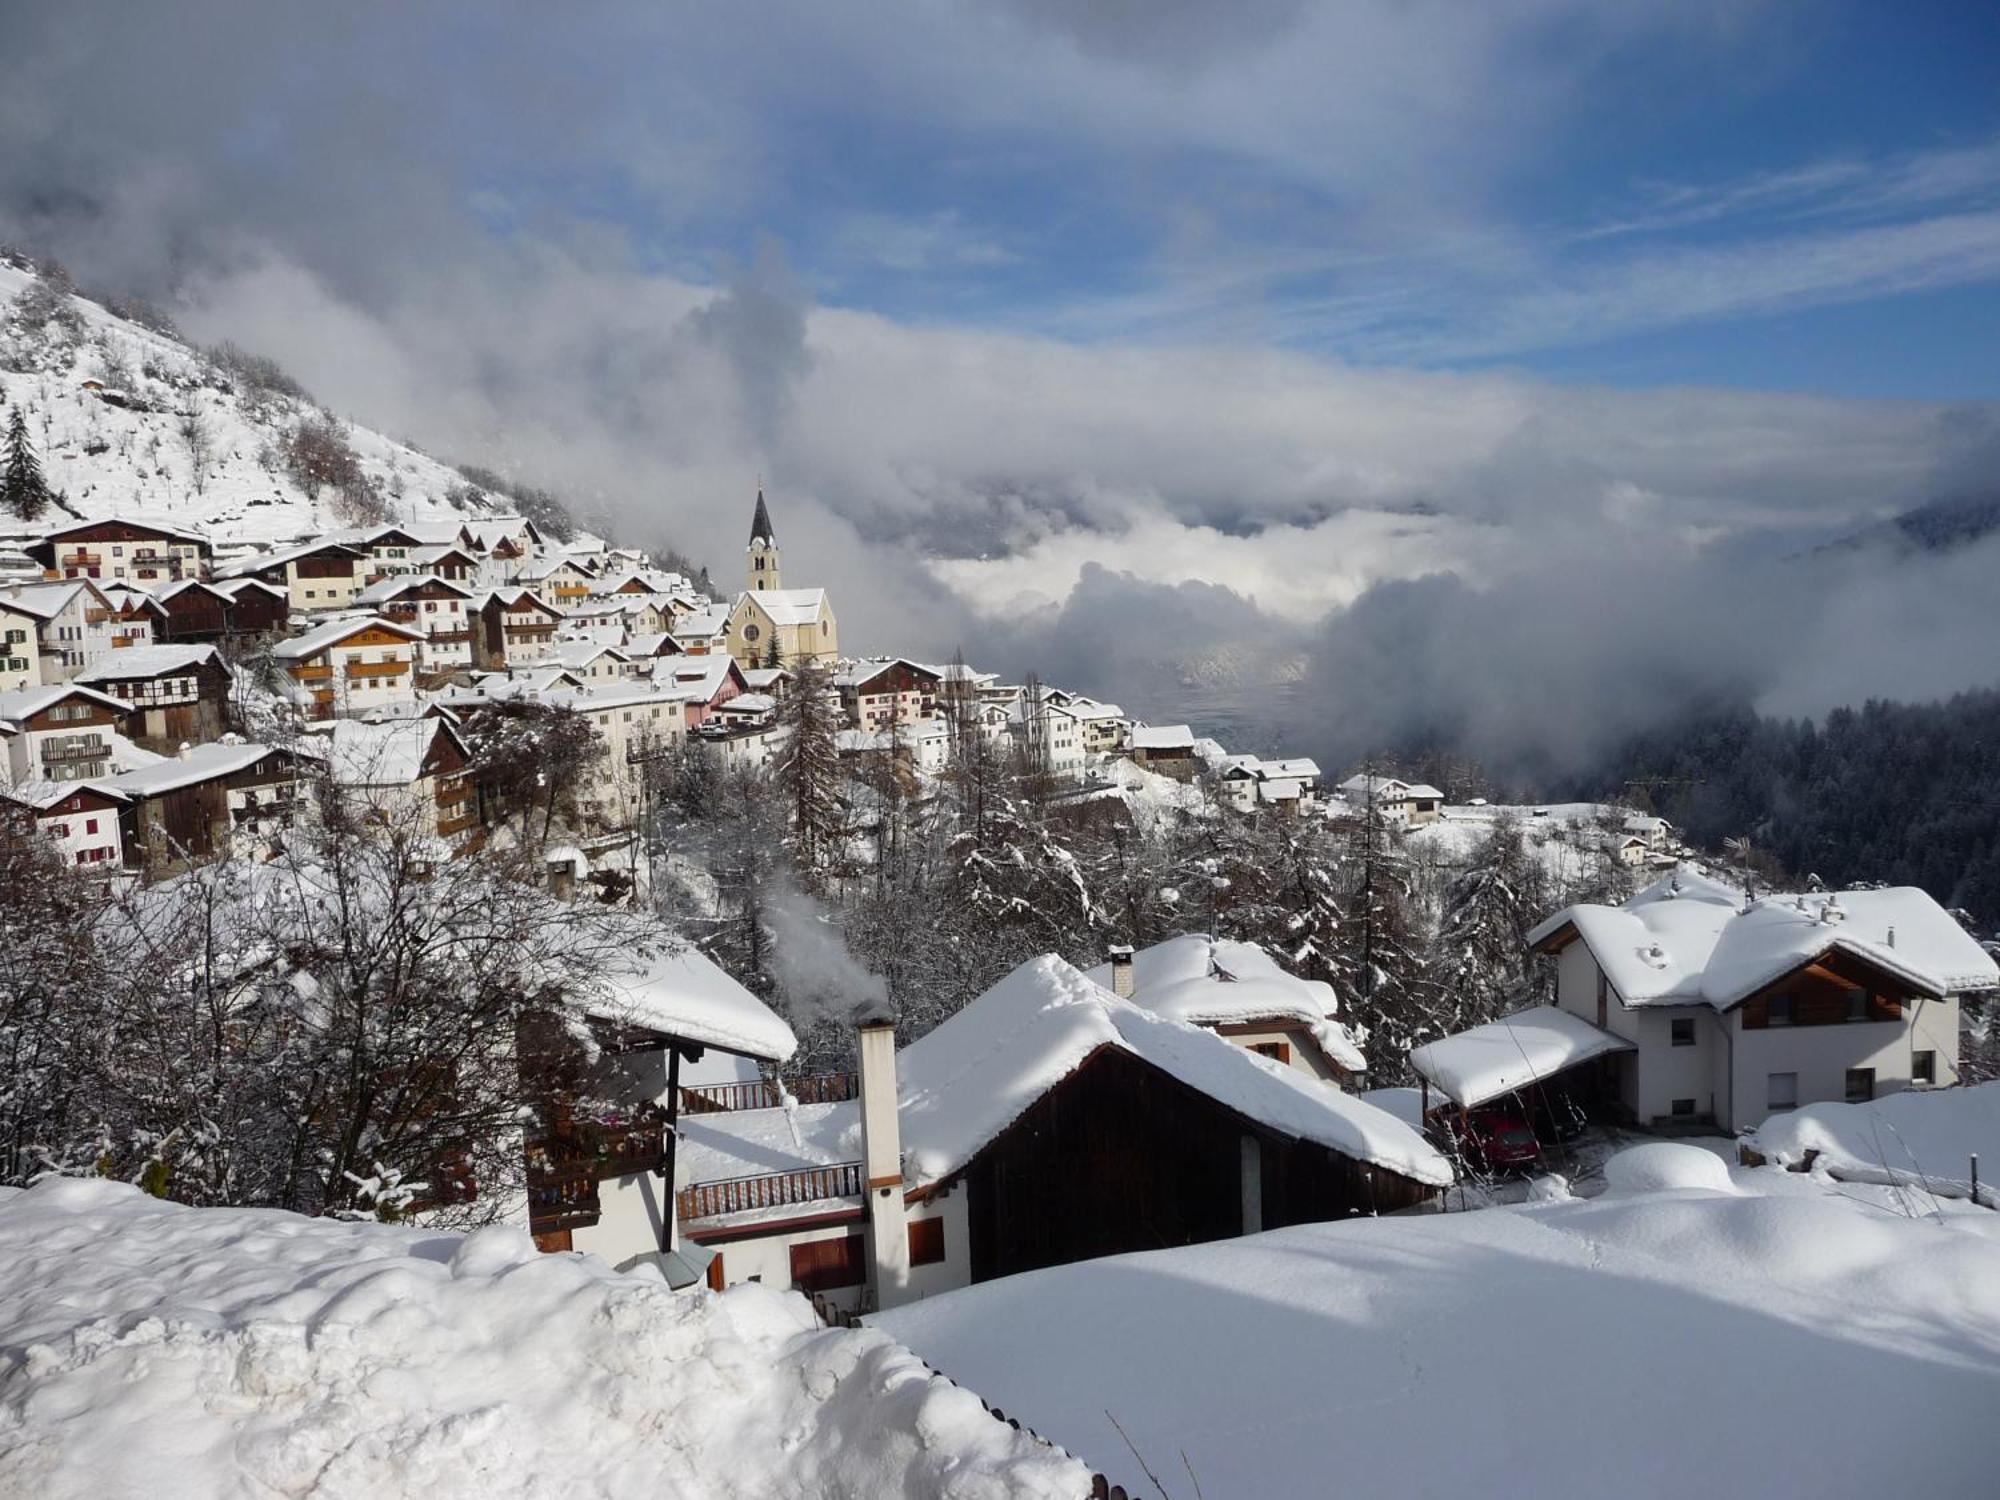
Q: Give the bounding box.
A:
[96,741,301,875]
[673,954,1452,1316]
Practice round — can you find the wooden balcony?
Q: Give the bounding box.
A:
[64,553,103,569]
[680,1071,858,1114]
[344,659,410,680]
[288,662,333,682]
[525,1114,665,1236]
[41,740,109,763]
[676,1160,863,1223]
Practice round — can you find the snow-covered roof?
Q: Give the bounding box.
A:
[302,718,457,787]
[736,588,828,627]
[2,777,129,810]
[212,577,287,600]
[1528,869,2000,1007]
[1130,724,1195,751]
[1,580,98,620]
[355,574,472,605]
[673,604,732,637]
[75,644,221,682]
[271,615,424,659]
[0,682,129,724]
[1337,774,1442,801]
[718,692,775,715]
[543,639,631,668]
[1407,1004,1634,1110]
[37,514,212,546]
[897,956,1446,1188]
[585,943,796,1062]
[216,539,367,576]
[1081,934,1366,1073]
[94,741,285,798]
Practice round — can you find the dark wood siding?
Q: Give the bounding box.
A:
[958,1045,1430,1284]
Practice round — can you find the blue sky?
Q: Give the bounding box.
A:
[496,1,2000,399]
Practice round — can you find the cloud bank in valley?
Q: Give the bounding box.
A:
[2,3,1998,782]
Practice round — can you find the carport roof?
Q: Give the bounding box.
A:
[1409,1005,1633,1111]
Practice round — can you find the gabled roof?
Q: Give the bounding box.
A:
[679,957,1449,1197]
[271,614,425,659]
[673,603,732,637]
[355,574,474,605]
[1130,723,1195,751]
[585,941,796,1062]
[92,741,287,798]
[216,540,368,577]
[2,580,107,620]
[1528,868,2000,1008]
[734,588,828,627]
[0,682,129,724]
[156,579,233,605]
[2,778,130,812]
[303,717,465,787]
[835,657,942,692]
[75,644,222,682]
[34,515,211,547]
[212,577,288,601]
[1082,934,1365,1073]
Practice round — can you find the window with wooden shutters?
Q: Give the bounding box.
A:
[788,1234,865,1292]
[908,1217,946,1267]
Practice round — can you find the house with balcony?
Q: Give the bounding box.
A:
[354,574,477,671]
[835,658,943,731]
[28,517,213,586]
[1335,774,1444,826]
[94,740,302,875]
[217,540,371,613]
[4,580,156,678]
[672,954,1450,1318]
[303,717,479,840]
[0,683,131,786]
[1521,868,1999,1132]
[76,644,231,751]
[206,578,291,639]
[523,941,799,1284]
[515,556,596,604]
[467,587,563,671]
[1218,756,1322,815]
[271,616,423,721]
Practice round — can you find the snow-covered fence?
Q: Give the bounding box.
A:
[911,1355,1133,1500]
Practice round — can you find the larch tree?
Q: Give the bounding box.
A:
[774,655,846,881]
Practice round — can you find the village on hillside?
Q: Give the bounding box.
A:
[3,265,1999,1499]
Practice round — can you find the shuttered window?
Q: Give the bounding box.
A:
[789,1234,865,1292]
[909,1217,946,1267]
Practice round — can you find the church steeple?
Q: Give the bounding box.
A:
[746,487,781,591]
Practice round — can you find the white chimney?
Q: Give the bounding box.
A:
[856,1010,910,1310]
[1107,944,1136,999]
[177,741,193,760]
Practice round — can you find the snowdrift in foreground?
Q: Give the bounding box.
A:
[874,1152,2000,1498]
[1747,1079,2000,1205]
[0,1180,1085,1500]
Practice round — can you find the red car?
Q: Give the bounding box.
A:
[1449,1108,1543,1174]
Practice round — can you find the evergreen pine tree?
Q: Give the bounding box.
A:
[1,407,50,522]
[1433,815,1549,1034]
[774,655,845,880]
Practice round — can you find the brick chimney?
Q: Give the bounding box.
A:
[1107,944,1136,999]
[857,1008,910,1309]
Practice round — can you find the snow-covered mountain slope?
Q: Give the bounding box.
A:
[0,261,505,550]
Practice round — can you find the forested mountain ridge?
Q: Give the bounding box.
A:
[1574,689,2000,925]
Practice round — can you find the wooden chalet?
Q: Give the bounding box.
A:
[76,644,231,751]
[471,588,564,671]
[28,517,213,585]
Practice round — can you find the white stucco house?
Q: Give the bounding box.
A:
[1525,868,1997,1132]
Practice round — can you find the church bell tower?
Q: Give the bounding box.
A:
[747,487,781,592]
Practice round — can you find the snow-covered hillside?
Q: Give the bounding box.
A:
[0,1178,1087,1499]
[875,1143,2000,1497]
[0,261,508,551]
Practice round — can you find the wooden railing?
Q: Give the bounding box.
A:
[676,1160,862,1222]
[680,1071,858,1114]
[525,1114,666,1234]
[289,662,333,681]
[345,659,410,680]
